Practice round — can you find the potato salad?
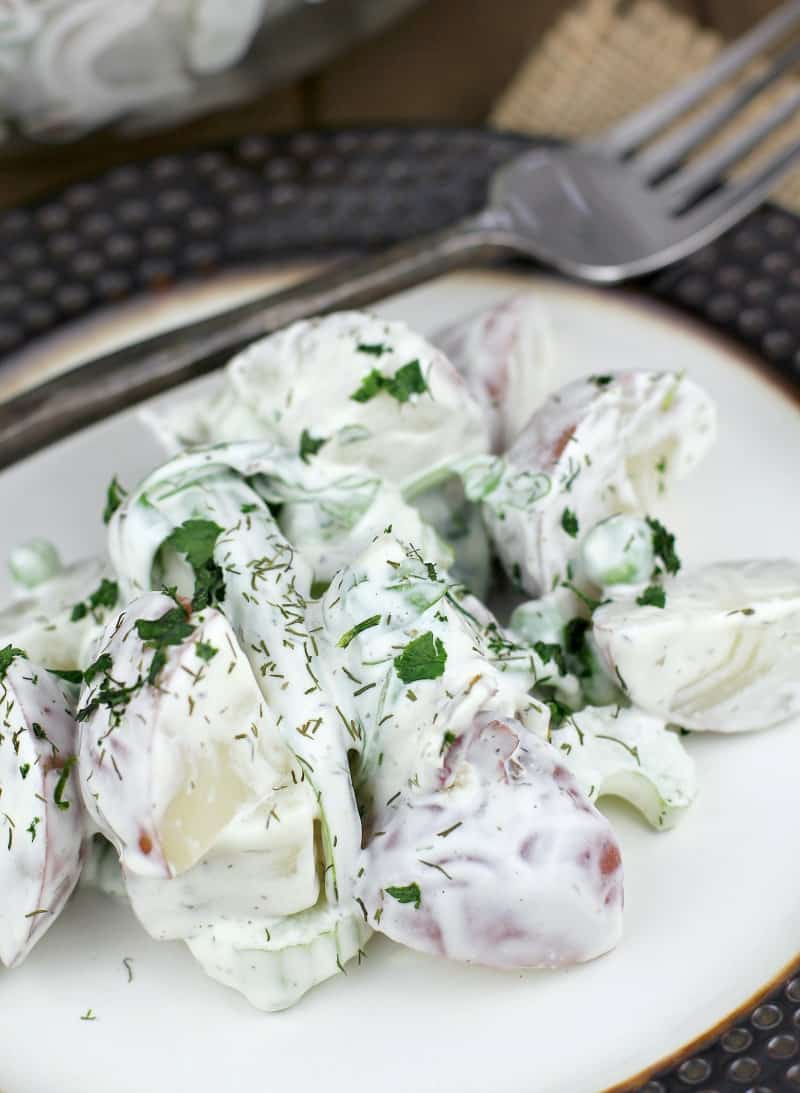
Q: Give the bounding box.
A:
[1,298,797,1011]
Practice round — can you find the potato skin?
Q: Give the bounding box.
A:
[0,656,86,968]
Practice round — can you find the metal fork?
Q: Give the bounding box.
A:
[3,0,800,469]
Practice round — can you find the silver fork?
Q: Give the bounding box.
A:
[3,0,800,469]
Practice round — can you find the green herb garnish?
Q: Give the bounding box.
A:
[71,578,119,623]
[561,508,579,538]
[385,882,422,909]
[394,631,447,684]
[338,614,381,649]
[439,730,456,755]
[84,653,113,685]
[195,640,218,662]
[0,645,26,680]
[136,607,194,685]
[561,581,609,613]
[351,359,428,404]
[299,429,328,464]
[636,584,666,608]
[533,641,567,676]
[53,756,77,811]
[646,516,681,575]
[547,699,573,728]
[164,518,225,611]
[48,668,84,685]
[103,476,128,524]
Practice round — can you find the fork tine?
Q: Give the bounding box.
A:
[590,0,800,158]
[635,37,800,183]
[661,87,800,212]
[681,138,800,235]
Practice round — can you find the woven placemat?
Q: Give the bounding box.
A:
[492,0,800,210]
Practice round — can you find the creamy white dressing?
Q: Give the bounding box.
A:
[541,705,696,829]
[145,310,491,491]
[579,514,655,588]
[433,294,556,453]
[4,305,795,1012]
[475,371,716,608]
[593,559,800,731]
[0,655,86,967]
[0,558,112,670]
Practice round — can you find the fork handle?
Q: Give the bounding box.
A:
[0,207,518,471]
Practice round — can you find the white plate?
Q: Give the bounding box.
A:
[1,269,799,1093]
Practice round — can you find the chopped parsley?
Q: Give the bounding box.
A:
[49,668,84,685]
[26,816,40,842]
[561,508,579,538]
[77,675,142,725]
[102,476,128,524]
[563,617,593,680]
[385,882,422,909]
[351,359,428,404]
[84,653,113,685]
[0,644,26,680]
[439,730,456,755]
[71,578,119,623]
[589,375,614,387]
[164,519,225,611]
[547,699,574,728]
[646,516,681,575]
[533,641,567,676]
[337,614,381,649]
[357,342,391,356]
[195,640,218,662]
[136,607,194,684]
[241,503,257,514]
[636,584,666,608]
[299,429,328,464]
[350,368,384,403]
[394,631,447,684]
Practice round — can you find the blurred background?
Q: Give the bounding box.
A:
[0,0,787,207]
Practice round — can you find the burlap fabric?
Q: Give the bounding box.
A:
[492,0,800,209]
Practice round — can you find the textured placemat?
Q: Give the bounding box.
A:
[492,0,800,211]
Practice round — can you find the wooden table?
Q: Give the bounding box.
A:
[0,0,784,208]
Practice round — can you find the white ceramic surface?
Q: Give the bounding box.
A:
[1,269,798,1093]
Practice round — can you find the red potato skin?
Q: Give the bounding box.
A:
[0,660,86,968]
[355,714,623,969]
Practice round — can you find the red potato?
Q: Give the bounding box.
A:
[77,592,313,879]
[434,295,556,453]
[355,713,623,969]
[0,652,86,967]
[481,371,716,601]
